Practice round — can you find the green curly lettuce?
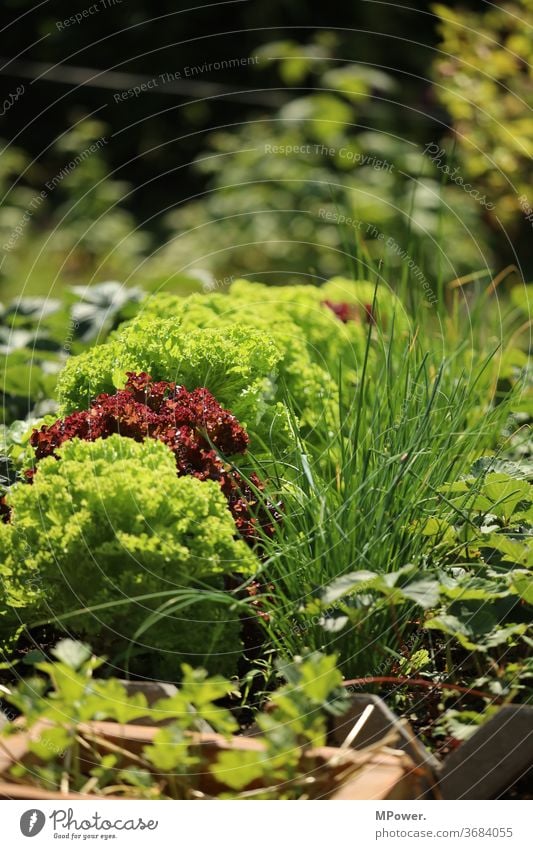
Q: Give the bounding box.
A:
[56,318,286,437]
[55,277,406,445]
[134,289,336,429]
[0,435,258,679]
[133,276,408,413]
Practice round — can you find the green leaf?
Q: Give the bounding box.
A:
[5,419,32,446]
[485,535,533,567]
[398,649,430,673]
[400,578,441,609]
[35,663,87,706]
[442,577,509,601]
[482,623,528,648]
[144,724,199,772]
[471,456,533,481]
[153,665,237,736]
[293,653,343,702]
[82,679,149,724]
[118,767,154,788]
[510,572,533,605]
[322,67,370,102]
[415,517,456,544]
[4,677,48,721]
[29,726,70,762]
[442,473,532,521]
[320,615,349,632]
[483,475,531,519]
[51,639,92,670]
[1,362,41,398]
[280,94,353,143]
[320,571,377,605]
[424,615,480,650]
[112,366,127,389]
[443,709,486,741]
[210,749,267,791]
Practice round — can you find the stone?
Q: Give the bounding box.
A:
[438,704,533,799]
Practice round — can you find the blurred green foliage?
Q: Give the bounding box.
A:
[1,7,532,302]
[432,1,533,259]
[0,281,142,424]
[151,35,493,285]
[0,122,153,301]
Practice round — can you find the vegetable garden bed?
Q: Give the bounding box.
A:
[1,275,531,799]
[0,718,426,801]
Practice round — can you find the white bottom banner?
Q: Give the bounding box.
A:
[0,800,530,848]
